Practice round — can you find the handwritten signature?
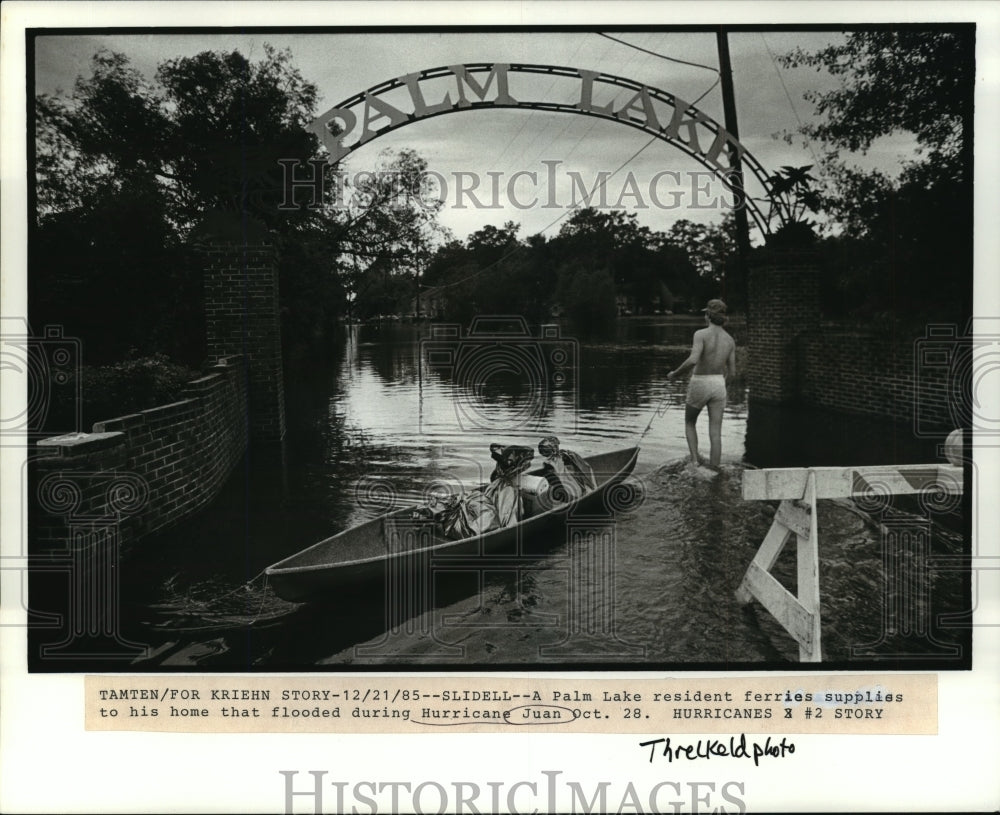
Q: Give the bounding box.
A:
[640,734,795,766]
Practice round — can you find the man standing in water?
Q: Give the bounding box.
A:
[667,299,736,474]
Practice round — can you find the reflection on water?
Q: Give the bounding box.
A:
[28,318,968,670]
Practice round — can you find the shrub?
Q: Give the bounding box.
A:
[77,353,199,428]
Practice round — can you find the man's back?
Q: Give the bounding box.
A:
[692,325,735,376]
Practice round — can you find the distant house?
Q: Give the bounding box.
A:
[410,285,447,319]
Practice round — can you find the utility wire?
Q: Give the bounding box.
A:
[504,32,719,199]
[759,32,824,170]
[539,32,664,167]
[543,33,664,171]
[428,75,720,295]
[556,31,719,174]
[598,32,720,73]
[426,38,723,293]
[516,32,647,171]
[489,36,591,171]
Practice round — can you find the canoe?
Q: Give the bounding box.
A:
[265,446,640,602]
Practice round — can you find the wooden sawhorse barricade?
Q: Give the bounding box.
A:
[736,464,964,662]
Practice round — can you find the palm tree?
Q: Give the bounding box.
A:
[758,164,821,230]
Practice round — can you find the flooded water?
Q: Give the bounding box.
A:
[29,318,970,670]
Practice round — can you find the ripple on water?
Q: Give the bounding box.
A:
[100,326,966,669]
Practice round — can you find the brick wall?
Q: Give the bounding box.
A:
[201,241,286,442]
[747,250,954,432]
[32,355,247,551]
[798,326,954,430]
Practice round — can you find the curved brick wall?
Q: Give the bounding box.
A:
[32,355,247,549]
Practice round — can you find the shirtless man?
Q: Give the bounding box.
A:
[666,299,736,471]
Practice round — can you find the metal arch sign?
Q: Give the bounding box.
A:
[309,63,786,233]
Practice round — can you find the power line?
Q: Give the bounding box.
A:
[428,38,724,293]
[515,32,647,171]
[598,32,719,74]
[544,70,721,226]
[689,75,722,110]
[561,31,719,174]
[495,33,619,175]
[489,36,590,171]
[428,74,723,295]
[545,33,661,170]
[759,32,823,170]
[500,33,719,195]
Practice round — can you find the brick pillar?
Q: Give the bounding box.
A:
[196,215,286,442]
[747,250,819,403]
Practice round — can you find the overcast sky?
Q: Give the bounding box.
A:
[34,30,921,242]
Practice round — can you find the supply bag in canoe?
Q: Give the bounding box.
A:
[440,444,534,539]
[538,435,597,505]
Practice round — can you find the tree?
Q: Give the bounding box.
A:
[778,29,974,322]
[465,221,521,266]
[36,46,321,233]
[550,209,663,314]
[422,239,471,288]
[33,47,447,364]
[420,208,735,326]
[30,174,201,364]
[651,242,700,312]
[336,149,450,320]
[34,46,325,363]
[420,222,556,324]
[661,215,739,308]
[780,30,971,181]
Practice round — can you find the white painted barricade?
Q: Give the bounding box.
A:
[736,463,964,662]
